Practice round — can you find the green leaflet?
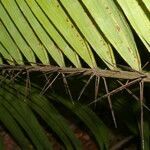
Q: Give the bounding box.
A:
[29,94,82,150]
[113,97,139,135]
[82,0,141,70]
[142,0,150,11]
[0,43,12,64]
[0,102,30,149]
[0,86,52,150]
[36,0,97,68]
[15,0,65,67]
[60,0,116,69]
[25,0,81,68]
[2,80,82,150]
[50,93,109,150]
[0,0,148,70]
[6,81,82,150]
[1,0,49,64]
[0,57,2,64]
[0,21,23,64]
[0,3,35,65]
[117,0,150,52]
[0,0,149,70]
[29,102,73,150]
[2,78,109,149]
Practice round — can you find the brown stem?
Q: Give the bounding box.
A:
[0,65,149,81]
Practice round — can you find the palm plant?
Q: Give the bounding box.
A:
[0,0,150,149]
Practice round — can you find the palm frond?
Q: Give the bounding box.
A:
[116,0,150,52]
[143,0,150,11]
[81,0,141,70]
[50,93,109,150]
[57,0,116,69]
[0,0,149,149]
[0,76,110,149]
[0,103,30,149]
[0,84,53,150]
[0,3,36,64]
[0,0,149,70]
[0,20,23,64]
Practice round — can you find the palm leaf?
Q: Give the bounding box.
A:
[0,42,14,65]
[16,0,65,67]
[0,0,149,149]
[11,79,109,149]
[116,0,150,52]
[0,21,23,64]
[0,76,111,149]
[58,0,116,69]
[0,0,149,70]
[16,84,83,149]
[0,4,36,65]
[1,0,49,64]
[0,57,2,64]
[0,103,30,149]
[25,0,81,68]
[81,0,141,70]
[29,94,82,150]
[35,0,97,68]
[0,84,52,150]
[143,0,150,11]
[50,93,109,150]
